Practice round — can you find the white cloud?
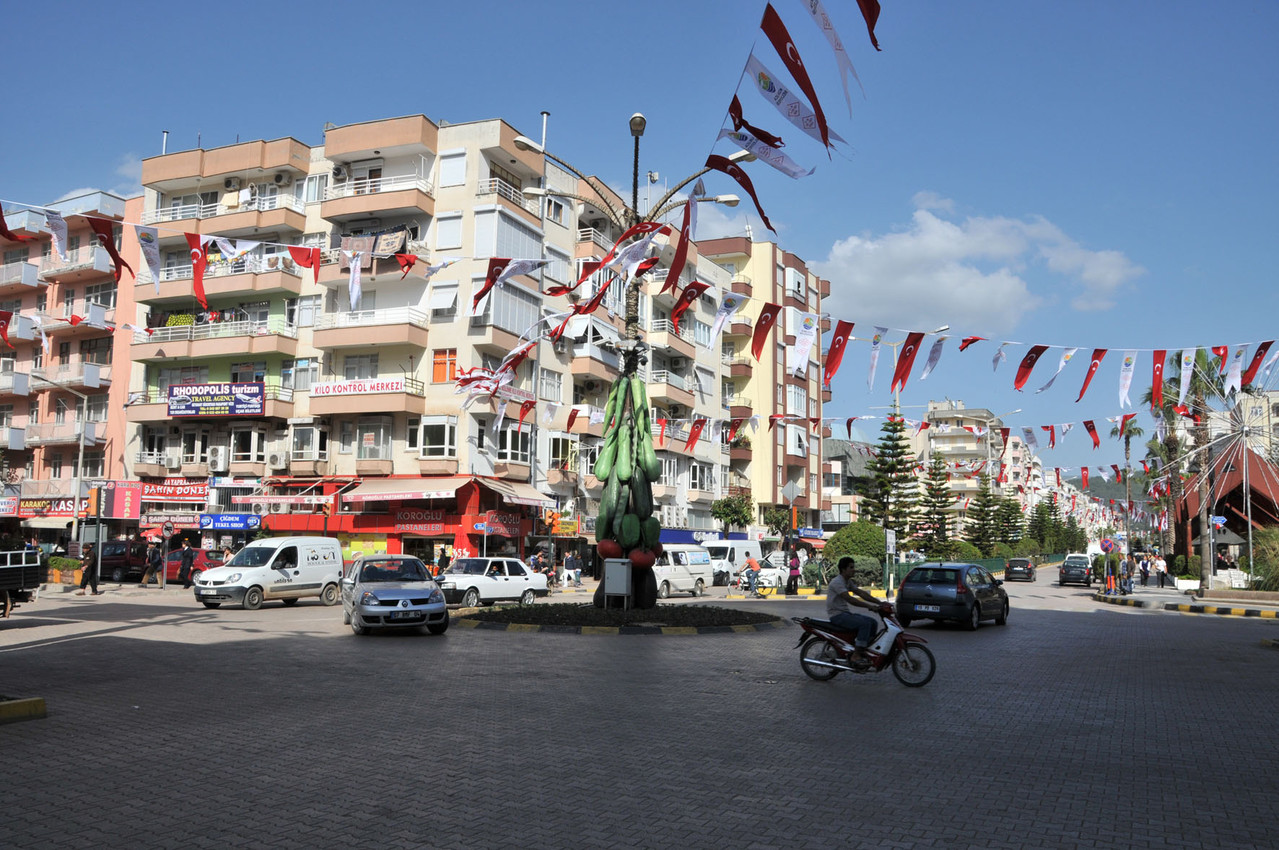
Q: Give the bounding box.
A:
[54,187,104,202]
[813,196,1145,334]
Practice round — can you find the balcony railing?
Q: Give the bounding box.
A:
[290,449,329,462]
[577,228,614,250]
[325,174,435,201]
[24,420,104,446]
[35,299,117,327]
[0,261,39,286]
[476,178,538,214]
[313,306,430,331]
[139,193,306,225]
[648,319,696,343]
[133,317,298,344]
[141,251,302,284]
[19,478,81,498]
[649,370,688,392]
[33,361,113,386]
[38,244,110,278]
[725,395,753,409]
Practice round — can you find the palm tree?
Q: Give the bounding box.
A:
[1142,433,1184,557]
[1110,417,1145,555]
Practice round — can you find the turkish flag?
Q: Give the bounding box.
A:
[705,154,774,232]
[1082,467,1089,488]
[684,418,707,452]
[958,336,986,352]
[889,332,926,393]
[823,320,855,387]
[1112,465,1122,482]
[1042,425,1056,449]
[517,400,537,428]
[660,196,695,296]
[751,303,782,361]
[1212,345,1229,372]
[87,218,134,282]
[670,282,710,334]
[761,3,830,149]
[1151,349,1167,410]
[472,258,510,313]
[1076,349,1107,402]
[1083,420,1100,449]
[856,0,882,50]
[185,233,209,309]
[1242,341,1274,386]
[1120,413,1137,436]
[0,310,11,348]
[1014,345,1049,391]
[566,406,581,432]
[728,418,747,443]
[728,94,784,148]
[395,253,417,279]
[288,246,322,285]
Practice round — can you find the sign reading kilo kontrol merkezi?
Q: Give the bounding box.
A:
[168,382,265,417]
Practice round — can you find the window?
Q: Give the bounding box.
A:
[81,451,105,479]
[475,283,540,335]
[786,384,808,416]
[339,421,354,454]
[86,395,109,423]
[545,198,566,225]
[303,174,328,204]
[439,152,466,187]
[286,295,321,328]
[344,354,378,380]
[292,426,328,461]
[3,247,28,266]
[427,282,459,319]
[406,416,419,450]
[181,430,209,463]
[0,404,10,427]
[545,248,570,285]
[356,417,392,460]
[282,358,319,392]
[49,452,63,479]
[435,213,462,249]
[432,349,457,383]
[693,319,711,348]
[690,462,711,491]
[785,267,805,300]
[0,353,12,373]
[231,361,267,383]
[539,370,562,402]
[661,456,679,485]
[61,288,76,318]
[493,214,542,261]
[549,436,576,472]
[497,422,531,464]
[79,337,112,366]
[231,427,266,463]
[421,416,457,458]
[85,281,115,309]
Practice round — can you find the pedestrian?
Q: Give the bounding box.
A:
[786,549,801,595]
[1122,555,1135,594]
[178,539,198,589]
[1139,555,1150,587]
[139,540,164,587]
[1155,554,1168,588]
[221,545,235,564]
[75,544,100,596]
[437,549,451,573]
[566,549,582,587]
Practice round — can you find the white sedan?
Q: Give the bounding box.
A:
[436,557,549,607]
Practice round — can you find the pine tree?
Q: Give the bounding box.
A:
[994,497,1024,547]
[918,453,953,548]
[860,406,921,537]
[964,474,1000,556]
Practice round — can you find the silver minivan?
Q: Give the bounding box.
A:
[653,544,714,599]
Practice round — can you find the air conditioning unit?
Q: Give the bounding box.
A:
[552,339,568,354]
[669,404,686,418]
[670,357,688,370]
[271,502,288,514]
[223,177,240,191]
[251,502,268,516]
[273,171,292,186]
[267,451,288,470]
[164,452,182,470]
[583,380,603,394]
[332,164,348,180]
[207,446,229,472]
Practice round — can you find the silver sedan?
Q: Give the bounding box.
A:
[340,556,449,635]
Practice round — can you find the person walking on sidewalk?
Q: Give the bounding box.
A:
[139,541,163,587]
[75,544,100,596]
[1139,554,1150,587]
[1155,554,1168,588]
[178,540,198,589]
[786,549,801,596]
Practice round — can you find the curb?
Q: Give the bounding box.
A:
[453,616,787,636]
[1092,593,1152,609]
[1093,593,1279,619]
[1262,639,1279,649]
[0,696,47,725]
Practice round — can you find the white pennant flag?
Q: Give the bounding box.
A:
[134,224,163,292]
[1021,427,1039,453]
[213,238,258,262]
[1178,349,1196,406]
[992,343,1008,372]
[1060,422,1075,439]
[1036,347,1078,393]
[1118,350,1137,408]
[919,337,947,381]
[542,402,561,425]
[1260,347,1279,385]
[744,51,847,147]
[710,292,748,341]
[495,258,549,290]
[422,257,460,281]
[45,210,69,261]
[342,251,363,310]
[718,129,815,179]
[1225,344,1247,396]
[790,312,821,375]
[868,327,887,391]
[798,0,864,113]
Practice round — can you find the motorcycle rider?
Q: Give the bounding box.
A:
[826,556,886,666]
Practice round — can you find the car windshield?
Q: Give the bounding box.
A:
[228,547,275,567]
[444,558,493,576]
[1009,560,1030,567]
[360,560,428,582]
[905,568,958,584]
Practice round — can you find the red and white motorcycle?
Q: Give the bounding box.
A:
[792,604,936,687]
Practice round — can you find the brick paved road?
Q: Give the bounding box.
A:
[2,580,1277,849]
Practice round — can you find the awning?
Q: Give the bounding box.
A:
[21,517,76,529]
[343,476,471,504]
[477,478,556,508]
[799,537,827,550]
[427,283,458,311]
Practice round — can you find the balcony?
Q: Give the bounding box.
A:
[726,395,753,419]
[312,307,430,350]
[32,361,113,390]
[646,319,696,360]
[820,278,831,298]
[34,300,117,336]
[568,340,621,382]
[467,315,523,357]
[646,370,695,410]
[726,315,752,337]
[576,227,615,253]
[289,450,330,478]
[566,405,607,438]
[321,174,435,222]
[0,261,41,296]
[730,273,752,296]
[24,420,104,447]
[38,244,113,283]
[137,252,304,304]
[315,252,421,287]
[133,450,170,478]
[727,356,752,378]
[142,138,311,189]
[19,478,81,499]
[140,193,307,236]
[3,209,47,238]
[125,385,296,423]
[475,178,539,224]
[307,377,426,416]
[130,318,299,361]
[324,115,437,162]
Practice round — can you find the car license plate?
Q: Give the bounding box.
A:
[198,588,214,595]
[390,610,417,619]
[915,604,940,613]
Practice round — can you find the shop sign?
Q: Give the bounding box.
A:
[554,519,579,536]
[167,381,264,417]
[93,481,144,520]
[142,478,209,503]
[18,497,89,519]
[309,378,406,396]
[482,510,522,537]
[394,508,451,535]
[199,513,262,531]
[231,494,333,505]
[0,497,16,516]
[142,512,202,529]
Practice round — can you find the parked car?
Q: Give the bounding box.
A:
[705,540,764,586]
[436,557,548,607]
[895,562,1009,630]
[1059,554,1093,587]
[1005,558,1036,581]
[652,544,716,598]
[340,555,449,635]
[192,537,342,609]
[98,539,150,582]
[164,548,225,583]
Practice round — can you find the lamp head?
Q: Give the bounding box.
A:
[714,194,741,208]
[513,135,542,154]
[629,113,647,137]
[727,150,756,164]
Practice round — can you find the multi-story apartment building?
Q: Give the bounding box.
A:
[916,400,1013,535]
[697,237,829,535]
[126,114,737,561]
[0,192,135,545]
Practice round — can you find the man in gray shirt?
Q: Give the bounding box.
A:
[825,556,886,666]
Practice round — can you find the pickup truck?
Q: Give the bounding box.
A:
[1,548,47,618]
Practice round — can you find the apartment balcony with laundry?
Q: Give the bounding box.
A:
[130,315,299,362]
[135,249,305,305]
[38,243,114,284]
[312,307,430,350]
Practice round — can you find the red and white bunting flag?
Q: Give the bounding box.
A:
[471,258,510,315]
[0,310,11,348]
[999,428,1010,454]
[1055,468,1062,488]
[742,52,846,149]
[1042,425,1056,449]
[845,417,859,439]
[670,282,710,334]
[1242,341,1274,387]
[1111,465,1122,482]
[1083,420,1100,449]
[87,217,134,282]
[824,320,856,387]
[395,253,417,279]
[958,336,985,352]
[684,418,707,452]
[919,336,947,381]
[1120,413,1137,437]
[751,303,782,361]
[660,193,698,295]
[728,418,747,443]
[718,129,814,179]
[768,414,786,432]
[517,400,537,428]
[565,406,581,432]
[868,327,887,391]
[761,4,831,150]
[1013,344,1049,391]
[287,246,322,286]
[185,233,210,309]
[1212,345,1229,372]
[1118,350,1137,408]
[1076,348,1107,403]
[889,332,926,393]
[728,94,784,148]
[1082,467,1089,488]
[705,154,774,232]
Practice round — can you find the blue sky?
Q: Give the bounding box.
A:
[6,1,1279,478]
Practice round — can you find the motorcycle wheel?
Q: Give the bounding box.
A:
[799,637,842,681]
[891,644,936,687]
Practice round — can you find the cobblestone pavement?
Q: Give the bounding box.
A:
[2,579,1277,849]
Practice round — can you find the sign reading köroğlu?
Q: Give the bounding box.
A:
[168,382,264,417]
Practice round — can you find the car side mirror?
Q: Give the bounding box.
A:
[994,579,1003,586]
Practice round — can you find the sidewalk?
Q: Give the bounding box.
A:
[1092,582,1279,619]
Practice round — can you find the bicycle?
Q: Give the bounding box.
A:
[730,572,776,598]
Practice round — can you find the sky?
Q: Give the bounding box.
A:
[5,0,1279,481]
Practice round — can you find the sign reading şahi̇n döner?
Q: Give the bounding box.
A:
[309,378,406,396]
[168,382,264,417]
[142,479,209,503]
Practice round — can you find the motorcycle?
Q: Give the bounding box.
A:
[792,604,936,687]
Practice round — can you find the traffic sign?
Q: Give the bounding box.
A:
[1100,538,1115,553]
[162,521,175,536]
[473,522,489,532]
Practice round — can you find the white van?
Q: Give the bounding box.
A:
[653,544,715,599]
[193,537,344,610]
[705,539,784,588]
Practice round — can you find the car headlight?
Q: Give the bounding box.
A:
[225,573,241,583]
[439,581,455,590]
[359,591,380,606]
[428,588,445,604]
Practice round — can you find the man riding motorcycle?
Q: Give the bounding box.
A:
[825,556,887,667]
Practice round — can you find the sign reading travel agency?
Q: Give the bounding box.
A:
[309,378,406,396]
[168,382,265,417]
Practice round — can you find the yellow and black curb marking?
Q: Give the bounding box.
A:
[1094,593,1279,619]
[1093,593,1148,608]
[453,617,787,635]
[0,696,47,725]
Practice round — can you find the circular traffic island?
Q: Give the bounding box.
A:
[457,602,783,635]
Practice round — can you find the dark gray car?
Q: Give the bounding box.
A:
[895,562,1009,631]
[1005,558,1036,581]
[1058,554,1093,587]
